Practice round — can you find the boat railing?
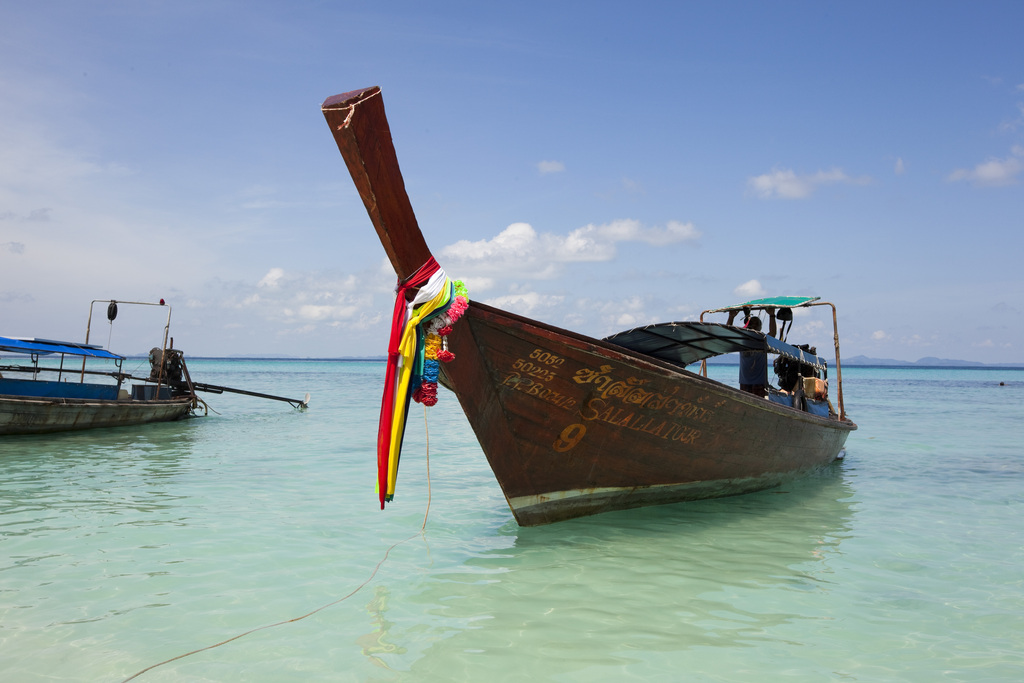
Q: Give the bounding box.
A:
[698,300,848,421]
[82,299,176,395]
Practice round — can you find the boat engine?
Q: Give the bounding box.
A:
[773,344,819,392]
[149,347,185,383]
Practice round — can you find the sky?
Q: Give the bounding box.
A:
[1,1,1023,363]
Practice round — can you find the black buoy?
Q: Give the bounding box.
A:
[107,301,118,322]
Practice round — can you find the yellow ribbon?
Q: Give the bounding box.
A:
[383,280,453,499]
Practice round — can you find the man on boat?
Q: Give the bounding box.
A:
[727,308,777,398]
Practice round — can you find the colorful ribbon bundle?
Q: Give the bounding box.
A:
[376,257,469,508]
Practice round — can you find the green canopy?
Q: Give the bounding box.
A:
[703,296,820,315]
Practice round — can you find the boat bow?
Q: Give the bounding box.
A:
[322,87,856,526]
[322,87,432,281]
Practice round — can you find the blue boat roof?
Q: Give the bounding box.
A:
[0,336,123,360]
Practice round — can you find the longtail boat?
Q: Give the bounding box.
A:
[322,86,857,526]
[1,299,309,436]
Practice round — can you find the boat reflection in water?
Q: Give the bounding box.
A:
[361,466,856,677]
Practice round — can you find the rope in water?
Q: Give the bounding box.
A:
[120,407,434,682]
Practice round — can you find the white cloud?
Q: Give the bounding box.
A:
[458,276,495,293]
[615,312,640,327]
[894,158,906,175]
[588,219,701,246]
[599,296,650,330]
[734,279,765,298]
[747,167,871,199]
[207,270,378,331]
[296,303,358,321]
[947,147,1023,187]
[871,330,889,341]
[802,320,826,335]
[537,160,565,174]
[483,291,565,316]
[258,267,285,288]
[449,222,535,257]
[439,219,701,285]
[621,177,644,194]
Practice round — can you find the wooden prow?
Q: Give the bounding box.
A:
[322,87,432,282]
[321,86,856,526]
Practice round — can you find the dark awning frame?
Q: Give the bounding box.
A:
[603,295,850,422]
[602,322,827,370]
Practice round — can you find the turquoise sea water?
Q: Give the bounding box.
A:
[1,360,1022,682]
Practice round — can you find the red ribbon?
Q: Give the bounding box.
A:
[377,257,440,508]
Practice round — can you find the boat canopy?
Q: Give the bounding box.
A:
[0,336,123,360]
[703,296,820,315]
[604,322,827,370]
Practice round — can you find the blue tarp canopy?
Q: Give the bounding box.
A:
[603,322,826,370]
[0,336,123,360]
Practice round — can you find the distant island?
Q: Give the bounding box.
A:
[840,355,1024,368]
[709,354,1023,368]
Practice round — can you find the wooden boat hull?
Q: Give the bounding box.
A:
[443,302,855,526]
[322,86,857,526]
[0,395,194,435]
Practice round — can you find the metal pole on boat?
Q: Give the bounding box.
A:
[81,301,97,382]
[153,302,172,398]
[81,299,173,391]
[798,301,847,422]
[825,302,847,421]
[698,310,708,377]
[188,381,311,409]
